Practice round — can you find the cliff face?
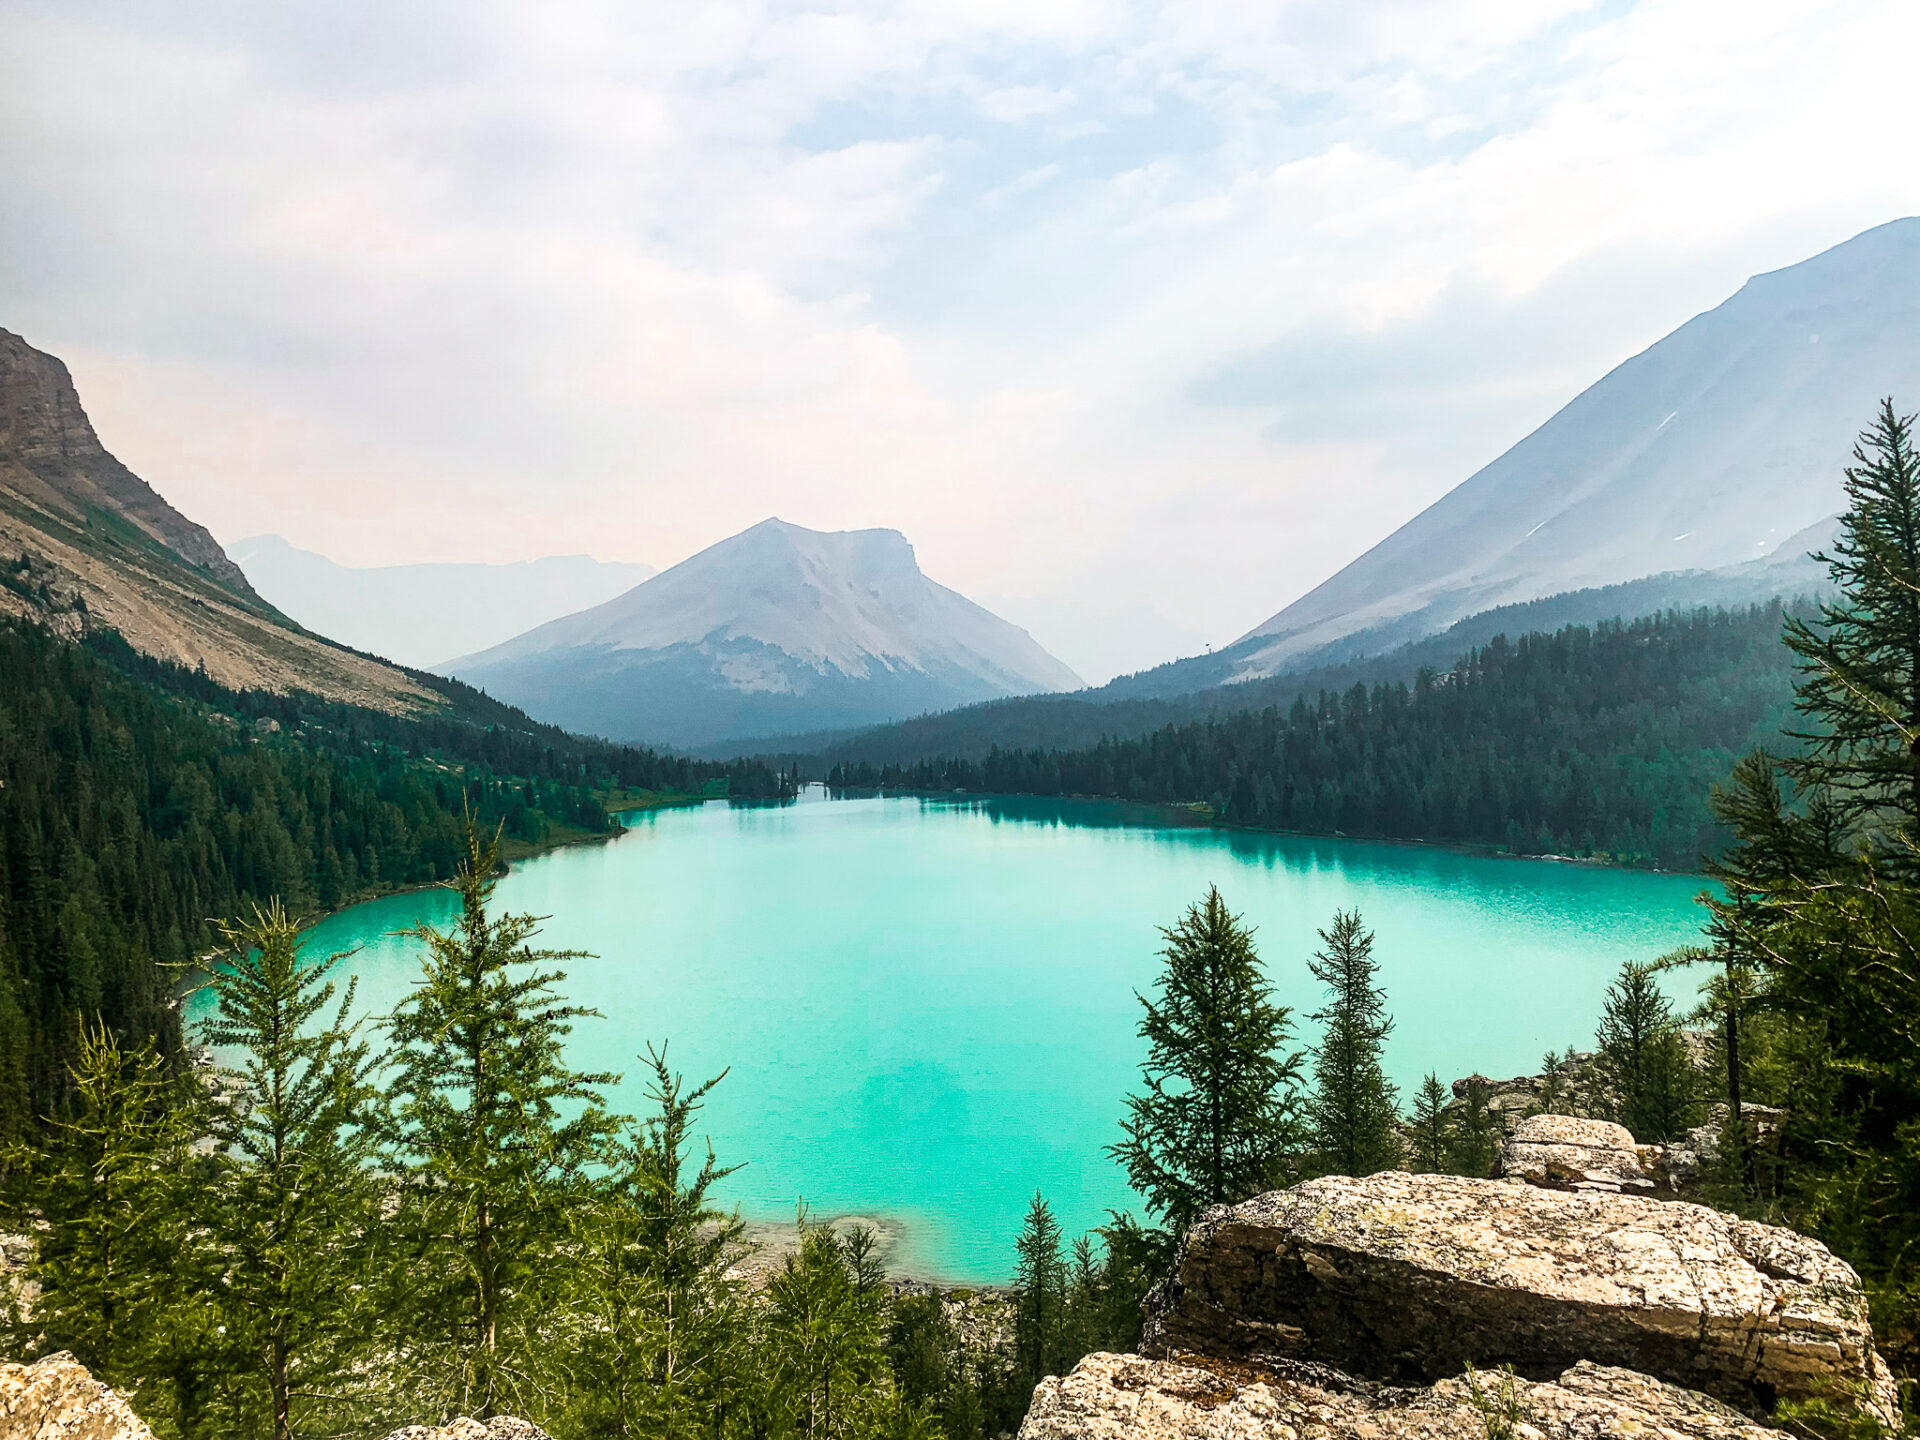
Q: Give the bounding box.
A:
[1023,1128,1900,1440]
[0,329,435,712]
[0,330,252,594]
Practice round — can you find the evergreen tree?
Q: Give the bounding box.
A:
[195,902,387,1439]
[567,1045,746,1440]
[385,817,620,1421]
[762,1212,890,1438]
[1443,1076,1498,1178]
[1408,1073,1451,1172]
[1594,962,1695,1143]
[1701,402,1920,1359]
[1108,887,1305,1232]
[1782,400,1920,852]
[1532,1049,1575,1116]
[1013,1192,1066,1386]
[3,1021,196,1411]
[1305,910,1401,1175]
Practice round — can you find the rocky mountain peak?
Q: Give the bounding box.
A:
[0,328,253,595]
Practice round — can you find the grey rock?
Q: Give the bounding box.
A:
[0,1351,154,1439]
[1496,1114,1657,1195]
[1019,1352,1794,1440]
[1141,1171,1897,1424]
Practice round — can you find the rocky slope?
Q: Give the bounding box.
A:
[447,517,1084,747]
[1026,1131,1900,1439]
[0,328,434,712]
[1229,217,1920,678]
[231,534,657,670]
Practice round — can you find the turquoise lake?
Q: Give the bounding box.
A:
[187,791,1713,1281]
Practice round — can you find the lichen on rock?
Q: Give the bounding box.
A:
[1141,1171,1898,1425]
[1018,1352,1798,1440]
[0,1351,155,1440]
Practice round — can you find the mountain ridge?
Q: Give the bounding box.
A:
[1231,217,1920,676]
[448,517,1083,747]
[0,328,435,712]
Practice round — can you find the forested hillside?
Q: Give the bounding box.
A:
[829,605,1799,868]
[0,618,786,1141]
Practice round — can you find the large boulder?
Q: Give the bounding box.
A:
[1020,1352,1792,1440]
[1142,1171,1897,1424]
[1496,1114,1658,1195]
[0,1352,152,1440]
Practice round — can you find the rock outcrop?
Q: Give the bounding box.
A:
[1494,1114,1658,1196]
[0,1352,153,1439]
[1020,1352,1795,1440]
[1142,1171,1897,1424]
[380,1420,550,1440]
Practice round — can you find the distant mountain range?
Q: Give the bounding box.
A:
[748,218,1917,768]
[446,518,1084,747]
[0,328,433,712]
[1225,217,1918,678]
[230,535,657,670]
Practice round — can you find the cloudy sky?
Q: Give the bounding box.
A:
[3,0,1917,681]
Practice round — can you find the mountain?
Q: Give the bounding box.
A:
[0,328,434,711]
[446,517,1084,747]
[230,535,656,670]
[1229,217,1920,678]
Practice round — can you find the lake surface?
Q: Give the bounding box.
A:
[187,791,1712,1281]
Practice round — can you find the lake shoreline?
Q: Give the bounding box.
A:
[825,787,1713,880]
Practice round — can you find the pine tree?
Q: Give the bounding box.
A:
[763,1211,889,1438]
[1782,400,1920,853]
[386,817,620,1420]
[1108,887,1305,1232]
[1443,1076,1498,1178]
[1013,1192,1066,1387]
[1306,910,1400,1175]
[568,1044,746,1439]
[1408,1073,1451,1172]
[1702,405,1920,1291]
[1594,962,1695,1143]
[195,902,387,1439]
[4,1021,196,1409]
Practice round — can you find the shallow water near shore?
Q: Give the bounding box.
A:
[186,790,1710,1282]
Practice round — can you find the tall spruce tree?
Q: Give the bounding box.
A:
[196,903,387,1439]
[1702,400,1920,1360]
[567,1045,746,1440]
[1108,887,1305,1232]
[1593,961,1695,1144]
[1782,400,1920,850]
[386,817,619,1421]
[1306,910,1400,1175]
[1013,1192,1067,1387]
